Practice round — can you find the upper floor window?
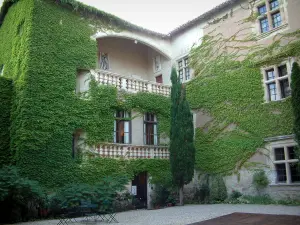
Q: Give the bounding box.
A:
[114,110,131,144]
[256,0,284,34]
[100,53,109,70]
[144,113,158,145]
[177,57,191,83]
[263,62,292,102]
[273,145,300,184]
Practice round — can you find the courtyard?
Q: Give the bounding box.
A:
[16,204,300,225]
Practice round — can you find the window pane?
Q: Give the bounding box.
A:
[185,68,190,80]
[278,65,287,77]
[145,123,154,145]
[268,82,277,101]
[178,60,183,68]
[154,124,158,145]
[272,12,282,28]
[258,4,267,15]
[274,147,285,160]
[266,69,275,80]
[288,146,296,159]
[178,69,183,82]
[280,79,290,98]
[276,163,287,182]
[184,58,189,67]
[270,0,279,10]
[260,17,269,33]
[290,163,300,183]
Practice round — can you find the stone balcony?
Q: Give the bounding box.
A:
[89,143,169,159]
[90,69,171,97]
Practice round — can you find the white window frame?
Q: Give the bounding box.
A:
[143,113,158,146]
[262,59,294,102]
[254,0,287,35]
[114,110,131,144]
[271,141,299,184]
[177,56,191,83]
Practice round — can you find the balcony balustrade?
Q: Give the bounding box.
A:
[90,144,169,159]
[90,69,171,97]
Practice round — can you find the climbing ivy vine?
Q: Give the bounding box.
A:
[188,26,300,174]
[0,0,171,188]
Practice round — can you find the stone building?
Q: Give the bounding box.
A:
[0,0,299,208]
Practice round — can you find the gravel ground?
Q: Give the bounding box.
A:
[15,204,300,225]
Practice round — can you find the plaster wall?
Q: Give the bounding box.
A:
[171,23,204,61]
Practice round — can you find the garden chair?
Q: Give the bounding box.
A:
[96,200,118,223]
[57,207,79,225]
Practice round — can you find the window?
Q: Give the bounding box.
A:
[263,62,292,102]
[177,57,191,83]
[100,53,109,70]
[269,0,279,10]
[260,17,269,33]
[273,145,300,184]
[272,12,282,28]
[257,0,284,34]
[114,111,131,144]
[144,113,158,145]
[258,4,267,15]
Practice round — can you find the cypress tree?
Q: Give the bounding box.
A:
[169,67,195,205]
[291,62,300,158]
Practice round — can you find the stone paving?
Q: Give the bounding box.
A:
[16,204,300,225]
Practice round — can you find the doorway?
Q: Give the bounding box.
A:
[131,172,147,209]
[155,74,163,83]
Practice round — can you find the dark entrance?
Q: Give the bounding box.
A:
[132,172,147,209]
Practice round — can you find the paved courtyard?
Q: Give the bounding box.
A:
[16,204,300,225]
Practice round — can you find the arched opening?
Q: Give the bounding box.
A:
[96,36,172,85]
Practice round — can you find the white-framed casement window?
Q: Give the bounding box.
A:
[114,110,131,144]
[272,144,300,184]
[144,113,158,145]
[177,57,191,83]
[256,0,286,35]
[100,52,109,70]
[262,61,292,102]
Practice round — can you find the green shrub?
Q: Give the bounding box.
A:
[242,195,275,204]
[0,166,47,223]
[210,175,227,202]
[49,176,128,214]
[151,184,171,207]
[230,190,242,199]
[194,184,210,203]
[252,170,269,194]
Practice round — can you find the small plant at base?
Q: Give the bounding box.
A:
[230,190,242,200]
[252,170,269,195]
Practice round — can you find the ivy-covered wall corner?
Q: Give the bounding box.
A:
[0,77,13,166]
[188,31,299,175]
[0,0,171,188]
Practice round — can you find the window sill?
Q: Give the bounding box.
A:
[263,96,291,104]
[257,23,288,40]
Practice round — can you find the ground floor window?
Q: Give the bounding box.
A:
[273,145,300,184]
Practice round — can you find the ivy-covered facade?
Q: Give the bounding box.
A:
[0,0,300,204]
